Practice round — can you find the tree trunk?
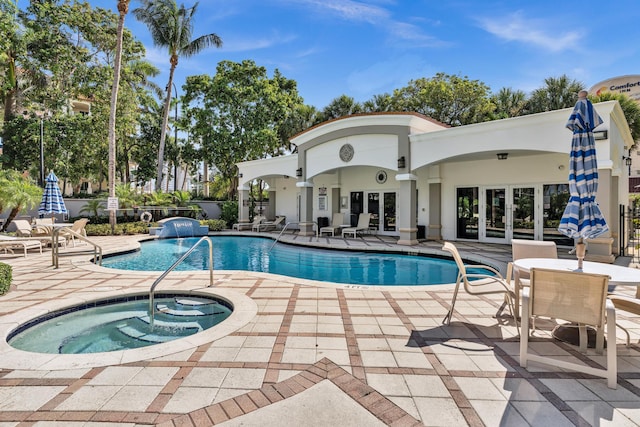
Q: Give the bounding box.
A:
[155,59,177,192]
[108,0,130,233]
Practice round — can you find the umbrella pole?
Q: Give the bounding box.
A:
[576,238,586,271]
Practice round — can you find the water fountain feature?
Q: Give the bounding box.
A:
[149,217,209,238]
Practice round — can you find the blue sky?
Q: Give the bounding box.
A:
[85,0,640,109]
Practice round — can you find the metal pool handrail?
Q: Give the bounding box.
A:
[269,221,318,251]
[149,236,214,324]
[52,227,103,268]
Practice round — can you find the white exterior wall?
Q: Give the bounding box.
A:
[306,134,397,177]
[438,153,569,240]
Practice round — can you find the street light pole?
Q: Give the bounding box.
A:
[40,117,45,187]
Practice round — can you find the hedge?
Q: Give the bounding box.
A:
[0,263,12,295]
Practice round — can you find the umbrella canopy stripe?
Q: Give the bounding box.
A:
[558,94,608,240]
[38,172,68,217]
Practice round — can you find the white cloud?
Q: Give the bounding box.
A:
[388,22,449,47]
[290,0,390,24]
[477,11,582,52]
[220,32,297,53]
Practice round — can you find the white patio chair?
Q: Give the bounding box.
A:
[511,239,557,318]
[319,213,344,236]
[233,215,265,231]
[441,242,517,329]
[520,267,617,389]
[341,213,371,238]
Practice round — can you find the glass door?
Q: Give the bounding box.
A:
[367,193,380,231]
[511,187,536,240]
[383,192,396,232]
[484,187,507,242]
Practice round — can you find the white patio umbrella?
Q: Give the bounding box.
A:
[558,91,608,269]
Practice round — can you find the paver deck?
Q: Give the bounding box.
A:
[0,232,639,426]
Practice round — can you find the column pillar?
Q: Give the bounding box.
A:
[428,183,442,240]
[238,187,250,224]
[266,190,276,219]
[396,173,417,245]
[297,180,315,235]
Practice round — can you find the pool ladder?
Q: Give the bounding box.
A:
[148,236,214,325]
[270,221,318,251]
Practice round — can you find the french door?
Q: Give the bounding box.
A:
[351,191,397,235]
[480,186,536,243]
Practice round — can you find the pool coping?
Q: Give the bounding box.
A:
[0,287,257,370]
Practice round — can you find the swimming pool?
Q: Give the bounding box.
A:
[102,236,483,286]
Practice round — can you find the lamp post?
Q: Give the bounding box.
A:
[39,117,45,187]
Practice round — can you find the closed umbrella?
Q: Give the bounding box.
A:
[38,171,68,220]
[558,91,608,269]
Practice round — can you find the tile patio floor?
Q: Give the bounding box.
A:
[0,232,639,426]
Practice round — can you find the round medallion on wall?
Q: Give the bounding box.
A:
[339,144,354,162]
[375,170,387,184]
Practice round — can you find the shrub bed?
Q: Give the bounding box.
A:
[201,219,227,231]
[85,222,151,236]
[0,263,12,295]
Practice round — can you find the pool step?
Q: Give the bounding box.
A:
[116,316,202,344]
[155,297,226,317]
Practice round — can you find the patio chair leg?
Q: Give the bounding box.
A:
[442,281,462,325]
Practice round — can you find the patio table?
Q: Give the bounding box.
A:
[513,257,640,347]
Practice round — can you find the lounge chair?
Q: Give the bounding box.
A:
[232,215,265,231]
[59,218,89,247]
[9,219,67,248]
[253,216,285,232]
[319,213,344,236]
[341,213,371,238]
[0,235,43,257]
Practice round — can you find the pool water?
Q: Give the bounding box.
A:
[8,294,233,354]
[102,236,482,286]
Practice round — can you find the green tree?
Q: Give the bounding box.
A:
[318,94,362,122]
[526,75,584,114]
[392,73,494,126]
[183,60,303,199]
[79,199,105,220]
[0,0,24,123]
[133,0,222,192]
[491,87,527,119]
[362,93,394,113]
[0,171,42,232]
[590,92,640,145]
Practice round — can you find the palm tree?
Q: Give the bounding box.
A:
[491,87,527,118]
[133,0,222,192]
[526,75,584,114]
[107,0,130,233]
[0,173,43,232]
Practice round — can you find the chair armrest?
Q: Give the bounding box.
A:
[466,264,502,278]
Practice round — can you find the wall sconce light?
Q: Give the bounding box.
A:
[238,172,243,178]
[593,130,608,140]
[625,156,633,167]
[497,152,508,160]
[397,156,406,169]
[296,168,303,177]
